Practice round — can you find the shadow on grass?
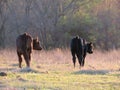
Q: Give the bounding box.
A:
[0,68,15,71]
[73,70,110,75]
[11,64,18,67]
[0,67,41,73]
[19,67,40,73]
[0,67,48,74]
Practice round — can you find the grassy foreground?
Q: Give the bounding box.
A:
[0,49,120,90]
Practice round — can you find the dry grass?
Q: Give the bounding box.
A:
[0,48,120,72]
[33,48,120,71]
[85,49,120,70]
[0,49,120,90]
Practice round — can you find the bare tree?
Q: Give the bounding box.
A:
[93,0,120,50]
[29,0,81,49]
[0,0,8,48]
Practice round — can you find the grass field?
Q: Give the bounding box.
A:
[0,49,120,90]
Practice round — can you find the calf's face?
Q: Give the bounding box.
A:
[87,42,93,54]
[33,38,42,50]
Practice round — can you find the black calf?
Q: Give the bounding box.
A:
[70,36,93,68]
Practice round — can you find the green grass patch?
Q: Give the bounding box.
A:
[0,49,120,90]
[0,67,120,90]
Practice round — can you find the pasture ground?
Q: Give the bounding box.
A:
[0,49,120,90]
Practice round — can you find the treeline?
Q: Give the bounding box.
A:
[0,0,120,50]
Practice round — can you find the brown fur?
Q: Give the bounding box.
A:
[16,33,42,68]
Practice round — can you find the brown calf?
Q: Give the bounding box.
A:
[16,33,42,68]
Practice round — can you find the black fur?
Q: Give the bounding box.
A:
[70,36,93,68]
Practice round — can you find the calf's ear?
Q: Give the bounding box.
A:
[36,37,39,41]
[34,37,38,41]
[90,42,94,48]
[89,42,92,45]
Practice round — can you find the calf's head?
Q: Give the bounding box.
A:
[87,42,93,54]
[33,38,42,50]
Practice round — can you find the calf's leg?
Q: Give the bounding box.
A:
[77,54,83,68]
[17,52,22,68]
[23,52,30,68]
[71,51,76,68]
[82,53,86,66]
